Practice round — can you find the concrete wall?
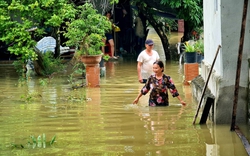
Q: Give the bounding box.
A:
[194,0,250,124]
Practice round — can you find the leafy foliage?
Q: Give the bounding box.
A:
[20,90,42,103]
[184,41,195,52]
[64,3,111,55]
[41,52,65,76]
[161,0,203,28]
[194,39,204,54]
[13,60,27,77]
[67,61,86,89]
[0,0,76,61]
[130,0,203,59]
[184,40,204,53]
[39,78,49,86]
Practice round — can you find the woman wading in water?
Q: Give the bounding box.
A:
[133,61,186,106]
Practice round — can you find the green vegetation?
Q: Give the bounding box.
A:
[1,0,202,66]
[66,89,87,102]
[0,0,113,77]
[64,3,111,56]
[13,52,65,79]
[20,90,42,103]
[13,60,27,78]
[67,60,86,89]
[161,0,203,29]
[0,0,74,76]
[194,39,204,54]
[10,134,56,149]
[184,40,204,53]
[39,52,66,76]
[39,78,49,87]
[184,42,196,52]
[0,0,76,60]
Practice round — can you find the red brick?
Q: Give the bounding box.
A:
[184,63,199,84]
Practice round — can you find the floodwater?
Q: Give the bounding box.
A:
[0,30,248,156]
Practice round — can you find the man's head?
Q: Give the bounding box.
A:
[145,39,154,49]
[145,39,154,46]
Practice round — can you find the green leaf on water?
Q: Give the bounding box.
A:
[30,135,36,144]
[42,133,46,142]
[50,135,56,145]
[10,134,56,149]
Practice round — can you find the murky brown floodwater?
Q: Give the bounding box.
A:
[0,30,248,156]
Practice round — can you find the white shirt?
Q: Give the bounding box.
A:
[137,50,160,79]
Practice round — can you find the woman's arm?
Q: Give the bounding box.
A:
[133,92,142,104]
[165,75,186,105]
[133,77,151,104]
[176,95,186,105]
[137,61,143,83]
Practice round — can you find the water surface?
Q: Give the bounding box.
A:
[0,31,248,156]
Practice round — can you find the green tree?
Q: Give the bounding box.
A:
[0,0,77,76]
[0,0,118,76]
[0,0,118,59]
[161,0,203,41]
[0,0,77,60]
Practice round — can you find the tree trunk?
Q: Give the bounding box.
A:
[182,20,193,42]
[33,47,46,76]
[51,27,60,58]
[134,12,148,53]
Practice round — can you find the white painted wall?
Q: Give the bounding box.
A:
[203,0,250,91]
[201,0,250,123]
[203,0,222,74]
[203,0,222,97]
[221,0,250,87]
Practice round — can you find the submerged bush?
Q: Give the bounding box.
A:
[41,52,65,76]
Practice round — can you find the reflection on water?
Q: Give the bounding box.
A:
[0,32,248,156]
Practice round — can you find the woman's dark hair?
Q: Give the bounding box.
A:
[104,10,112,16]
[153,60,164,72]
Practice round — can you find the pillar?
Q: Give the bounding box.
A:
[184,63,199,85]
[85,64,100,87]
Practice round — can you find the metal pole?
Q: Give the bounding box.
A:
[230,0,248,131]
[193,45,221,125]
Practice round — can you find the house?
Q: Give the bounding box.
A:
[192,0,250,124]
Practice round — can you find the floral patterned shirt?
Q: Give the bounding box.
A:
[141,74,180,106]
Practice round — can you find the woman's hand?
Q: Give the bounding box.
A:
[177,96,186,106]
[180,100,186,106]
[138,79,143,83]
[133,98,139,104]
[133,93,142,104]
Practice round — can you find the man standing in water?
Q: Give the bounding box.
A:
[137,39,160,83]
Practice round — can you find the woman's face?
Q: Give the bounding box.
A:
[153,64,163,74]
[106,13,111,19]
